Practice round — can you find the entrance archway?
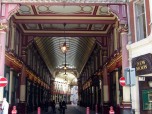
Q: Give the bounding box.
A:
[0,1,130,114]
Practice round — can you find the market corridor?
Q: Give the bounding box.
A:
[2,0,151,114]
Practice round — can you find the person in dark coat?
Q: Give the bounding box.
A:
[48,100,52,112]
[51,100,56,113]
[59,100,62,113]
[61,100,67,114]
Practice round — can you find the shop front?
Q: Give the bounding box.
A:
[132,53,152,114]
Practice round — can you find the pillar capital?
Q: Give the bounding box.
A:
[10,68,14,71]
[118,24,128,33]
[11,22,17,29]
[113,21,119,29]
[0,23,8,32]
[0,4,20,22]
[114,68,119,72]
[109,5,127,25]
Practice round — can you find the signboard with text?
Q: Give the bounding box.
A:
[132,54,152,76]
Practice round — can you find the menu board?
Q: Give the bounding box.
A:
[142,89,152,110]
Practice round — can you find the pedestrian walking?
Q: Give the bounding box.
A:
[1,98,9,114]
[48,100,52,112]
[51,100,56,113]
[61,100,67,114]
[58,100,62,113]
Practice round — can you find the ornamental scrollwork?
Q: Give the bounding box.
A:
[118,24,128,33]
[0,23,8,31]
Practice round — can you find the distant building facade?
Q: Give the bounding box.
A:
[70,86,78,105]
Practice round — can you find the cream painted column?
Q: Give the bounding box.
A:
[20,64,26,102]
[114,22,118,51]
[130,77,140,114]
[115,69,120,105]
[119,25,130,104]
[102,67,109,103]
[0,23,7,101]
[9,68,13,104]
[103,50,107,64]
[10,22,16,51]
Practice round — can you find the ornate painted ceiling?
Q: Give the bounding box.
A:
[13,4,116,36]
[10,2,127,85]
[2,0,127,3]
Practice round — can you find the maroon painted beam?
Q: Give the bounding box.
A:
[14,19,115,24]
[24,33,108,37]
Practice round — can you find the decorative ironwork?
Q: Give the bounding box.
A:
[118,24,128,33]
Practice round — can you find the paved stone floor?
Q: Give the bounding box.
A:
[45,105,83,114]
[29,104,95,114]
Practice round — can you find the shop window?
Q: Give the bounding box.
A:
[26,80,30,106]
[134,0,147,41]
[118,32,121,50]
[109,73,116,106]
[5,28,9,47]
[31,50,34,67]
[27,49,31,65]
[118,68,123,104]
[11,74,19,105]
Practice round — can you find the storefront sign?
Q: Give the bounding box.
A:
[138,77,145,81]
[132,54,152,75]
[142,89,152,110]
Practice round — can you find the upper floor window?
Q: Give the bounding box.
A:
[134,0,146,41]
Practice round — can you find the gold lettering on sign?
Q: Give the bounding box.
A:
[136,60,148,71]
